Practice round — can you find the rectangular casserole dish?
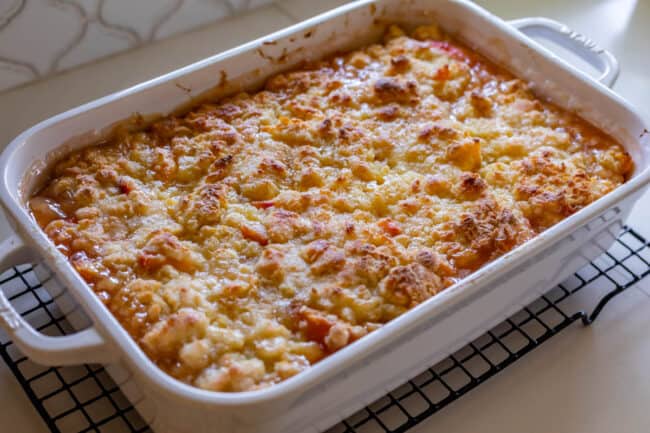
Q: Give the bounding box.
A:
[0,1,648,432]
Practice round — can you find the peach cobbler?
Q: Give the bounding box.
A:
[30,24,632,392]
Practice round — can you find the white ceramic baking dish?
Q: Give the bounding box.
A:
[0,1,649,432]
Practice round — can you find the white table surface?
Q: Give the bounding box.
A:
[1,1,649,432]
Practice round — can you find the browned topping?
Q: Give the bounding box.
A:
[469,89,493,116]
[458,172,487,199]
[373,77,418,104]
[380,263,443,307]
[390,54,411,73]
[447,137,483,171]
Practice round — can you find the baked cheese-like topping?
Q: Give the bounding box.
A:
[30,24,633,392]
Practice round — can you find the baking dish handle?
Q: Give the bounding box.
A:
[509,17,619,88]
[0,234,115,365]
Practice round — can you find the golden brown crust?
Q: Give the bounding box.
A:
[30,24,632,392]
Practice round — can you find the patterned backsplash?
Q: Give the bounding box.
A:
[0,0,273,92]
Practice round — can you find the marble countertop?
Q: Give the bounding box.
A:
[1,1,649,432]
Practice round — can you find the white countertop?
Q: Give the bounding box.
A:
[1,1,649,432]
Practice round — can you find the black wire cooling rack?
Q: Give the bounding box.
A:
[1,226,649,433]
